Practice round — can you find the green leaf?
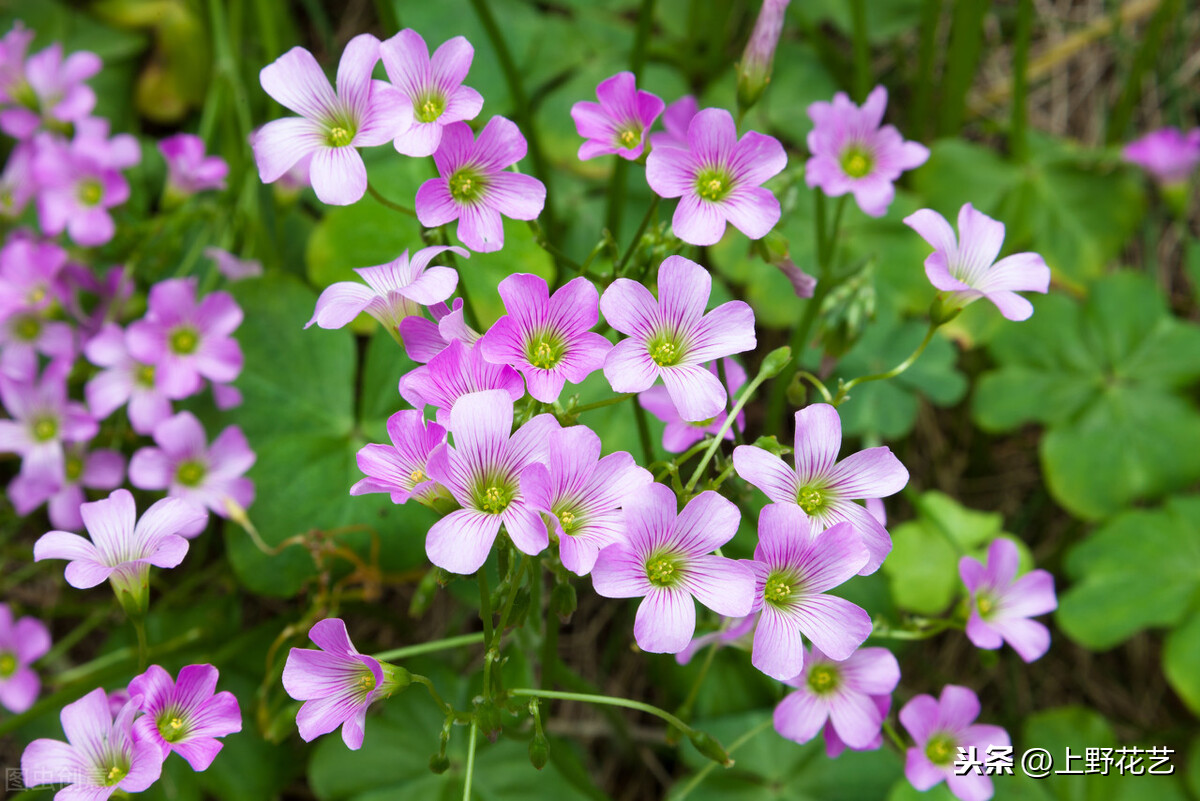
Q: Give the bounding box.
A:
[224,275,433,596]
[882,491,1028,615]
[1163,611,1200,716]
[1057,495,1200,649]
[973,272,1200,519]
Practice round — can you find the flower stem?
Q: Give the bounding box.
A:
[672,718,772,801]
[685,358,782,493]
[676,637,720,722]
[882,719,908,752]
[508,688,697,736]
[372,632,486,662]
[477,570,494,646]
[462,720,478,801]
[850,0,871,101]
[411,674,454,717]
[615,196,660,277]
[832,320,939,405]
[632,395,655,465]
[366,182,417,217]
[133,617,149,672]
[570,393,636,415]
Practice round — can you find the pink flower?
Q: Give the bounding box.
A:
[900,685,1010,801]
[397,298,478,363]
[742,505,872,680]
[959,538,1057,662]
[253,35,407,205]
[0,141,36,218]
[646,108,786,246]
[20,689,163,799]
[129,411,255,531]
[570,71,664,161]
[904,203,1050,322]
[805,86,929,217]
[1123,127,1200,185]
[520,424,652,576]
[84,322,175,435]
[650,95,697,150]
[415,117,546,253]
[601,255,755,422]
[282,619,408,750]
[0,43,101,140]
[638,358,746,453]
[351,409,449,506]
[33,489,205,613]
[8,442,125,532]
[205,247,263,282]
[129,664,242,771]
[424,390,560,574]
[306,245,465,332]
[736,0,790,109]
[478,274,611,403]
[732,403,908,574]
[774,644,899,753]
[0,603,50,714]
[590,483,755,654]
[0,360,97,487]
[399,339,523,427]
[159,133,229,196]
[126,278,244,399]
[379,29,483,157]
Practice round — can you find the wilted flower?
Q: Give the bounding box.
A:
[591,484,755,653]
[380,29,483,157]
[646,108,787,246]
[805,86,928,217]
[904,203,1050,322]
[415,117,546,253]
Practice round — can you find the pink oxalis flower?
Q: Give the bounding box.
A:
[351,409,449,507]
[638,358,745,453]
[84,322,175,435]
[774,644,900,754]
[282,618,407,750]
[904,203,1050,322]
[1122,127,1200,185]
[159,133,229,197]
[399,339,524,427]
[590,483,755,654]
[415,117,546,253]
[650,95,697,150]
[900,685,1010,801]
[21,689,162,800]
[743,505,872,681]
[733,402,908,574]
[254,34,407,205]
[424,390,559,574]
[646,107,786,246]
[0,603,50,714]
[379,29,484,157]
[571,71,664,161]
[601,255,756,422]
[0,43,101,139]
[129,664,242,771]
[805,86,929,217]
[959,538,1057,663]
[8,442,125,532]
[478,274,611,403]
[0,360,97,488]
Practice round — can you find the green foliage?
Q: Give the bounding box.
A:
[1058,495,1200,712]
[224,275,435,596]
[883,491,1030,615]
[973,272,1200,519]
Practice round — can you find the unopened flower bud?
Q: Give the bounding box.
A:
[689,730,734,767]
[758,346,792,379]
[529,731,550,770]
[737,0,791,114]
[429,753,450,774]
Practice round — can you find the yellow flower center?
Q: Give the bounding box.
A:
[105,764,126,785]
[695,168,733,202]
[649,338,681,367]
[136,363,156,387]
[807,664,838,693]
[79,179,103,206]
[13,314,40,341]
[416,95,446,123]
[27,286,45,305]
[618,127,640,148]
[170,328,199,355]
[798,486,823,514]
[925,735,955,766]
[528,337,563,370]
[840,146,874,179]
[479,484,512,514]
[32,417,57,442]
[410,468,426,484]
[176,460,206,487]
[448,168,486,203]
[764,573,793,607]
[559,510,576,531]
[647,556,681,587]
[0,652,16,677]
[65,455,84,482]
[977,596,994,616]
[328,126,354,147]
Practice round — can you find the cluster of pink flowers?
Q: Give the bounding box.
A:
[20,662,241,798]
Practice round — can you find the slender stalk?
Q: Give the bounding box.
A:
[677,639,719,721]
[882,719,908,752]
[796,370,833,403]
[372,632,486,662]
[765,280,829,431]
[462,720,478,801]
[632,395,655,465]
[615,197,660,276]
[476,570,494,646]
[832,321,938,404]
[509,688,697,736]
[571,393,636,415]
[672,718,772,801]
[366,182,417,217]
[411,674,454,716]
[1010,0,1034,163]
[685,360,783,493]
[850,0,871,101]
[133,618,149,672]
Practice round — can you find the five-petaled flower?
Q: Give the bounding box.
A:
[0,603,51,714]
[571,71,664,161]
[959,538,1057,663]
[128,663,242,771]
[900,685,1010,801]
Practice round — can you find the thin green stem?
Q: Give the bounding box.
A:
[850,0,871,101]
[796,370,833,403]
[571,393,636,415]
[1010,0,1034,162]
[677,638,719,721]
[477,570,494,646]
[685,362,782,493]
[495,557,530,638]
[870,618,960,641]
[632,395,655,466]
[372,633,486,662]
[833,321,938,404]
[462,720,478,801]
[366,182,417,217]
[616,197,660,276]
[672,718,772,801]
[509,688,697,736]
[133,618,149,672]
[882,719,908,752]
[412,674,454,716]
